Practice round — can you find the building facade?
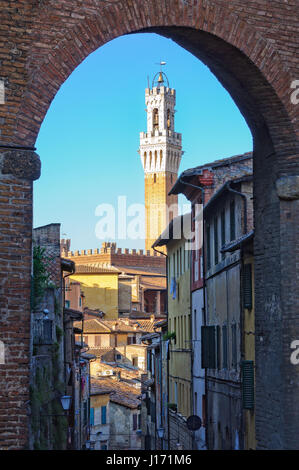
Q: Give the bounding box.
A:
[202,175,254,449]
[169,152,253,450]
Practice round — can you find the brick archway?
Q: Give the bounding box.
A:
[0,0,298,449]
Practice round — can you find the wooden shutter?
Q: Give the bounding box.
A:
[101,405,107,424]
[243,263,253,310]
[208,326,216,369]
[241,360,254,409]
[90,407,94,426]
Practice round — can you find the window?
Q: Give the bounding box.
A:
[65,300,70,308]
[221,209,225,260]
[222,325,228,369]
[216,325,221,369]
[230,200,235,241]
[133,413,138,430]
[95,335,101,347]
[232,324,237,369]
[79,296,82,307]
[154,173,156,183]
[153,108,159,130]
[201,325,216,369]
[132,356,138,367]
[207,224,211,270]
[101,406,107,424]
[127,335,136,345]
[214,216,218,265]
[167,109,171,128]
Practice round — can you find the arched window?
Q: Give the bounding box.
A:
[154,173,156,183]
[167,109,171,129]
[153,108,159,130]
[160,150,163,169]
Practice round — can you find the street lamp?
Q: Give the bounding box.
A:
[60,395,72,411]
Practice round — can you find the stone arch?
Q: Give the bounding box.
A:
[0,0,298,451]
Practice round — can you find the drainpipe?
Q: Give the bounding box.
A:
[178,177,207,449]
[227,183,247,234]
[152,245,168,449]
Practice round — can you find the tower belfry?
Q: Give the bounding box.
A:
[139,69,183,252]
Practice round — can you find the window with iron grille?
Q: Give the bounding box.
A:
[241,360,254,409]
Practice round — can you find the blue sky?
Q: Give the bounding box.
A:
[34,32,252,251]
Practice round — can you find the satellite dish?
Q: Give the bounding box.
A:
[186,415,202,431]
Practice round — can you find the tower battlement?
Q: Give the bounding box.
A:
[145,86,176,98]
[61,241,166,268]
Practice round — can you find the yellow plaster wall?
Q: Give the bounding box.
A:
[69,273,119,319]
[167,238,192,417]
[91,394,110,408]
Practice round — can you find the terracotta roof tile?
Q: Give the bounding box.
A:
[91,377,141,409]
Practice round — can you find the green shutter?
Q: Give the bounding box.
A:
[243,263,253,310]
[242,360,254,409]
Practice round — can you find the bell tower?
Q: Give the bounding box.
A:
[139,70,183,252]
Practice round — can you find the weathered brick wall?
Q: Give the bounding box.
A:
[0,0,298,449]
